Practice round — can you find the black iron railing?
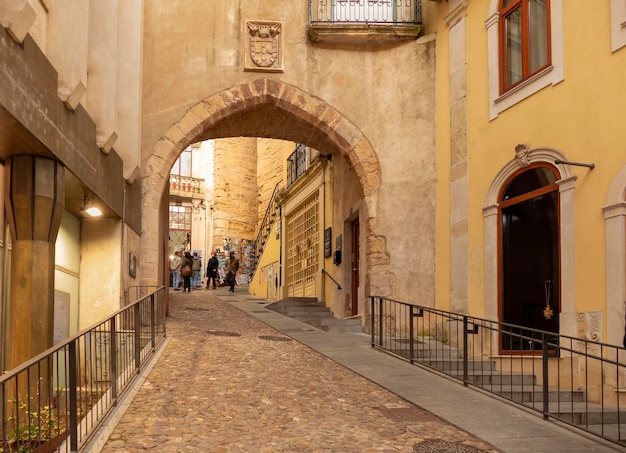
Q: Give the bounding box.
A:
[286,144,319,188]
[370,296,626,447]
[0,287,167,452]
[309,0,422,25]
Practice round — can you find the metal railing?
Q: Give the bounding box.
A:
[371,296,626,447]
[251,183,281,279]
[310,0,422,25]
[1,287,167,452]
[286,144,319,188]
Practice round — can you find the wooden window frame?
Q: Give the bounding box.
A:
[498,0,552,94]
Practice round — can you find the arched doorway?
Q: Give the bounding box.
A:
[499,164,560,353]
[139,79,384,300]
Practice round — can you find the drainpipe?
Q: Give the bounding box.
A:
[120,185,126,305]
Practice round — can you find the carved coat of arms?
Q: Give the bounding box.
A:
[247,22,281,68]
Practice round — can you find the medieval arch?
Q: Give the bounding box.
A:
[140,78,384,294]
[483,146,577,336]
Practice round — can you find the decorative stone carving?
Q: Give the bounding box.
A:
[514,143,531,167]
[245,21,283,73]
[577,311,602,342]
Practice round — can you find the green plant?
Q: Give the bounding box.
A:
[2,381,67,453]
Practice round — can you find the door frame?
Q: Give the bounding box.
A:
[497,164,561,354]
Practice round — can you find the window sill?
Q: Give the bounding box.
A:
[495,65,554,105]
[308,23,423,44]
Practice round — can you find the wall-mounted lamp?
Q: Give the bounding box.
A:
[81,194,102,217]
[554,159,595,169]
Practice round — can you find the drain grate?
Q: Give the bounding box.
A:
[207,330,241,337]
[258,335,293,342]
[186,307,210,311]
[251,310,269,313]
[413,440,486,453]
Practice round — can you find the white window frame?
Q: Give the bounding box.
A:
[485,0,564,121]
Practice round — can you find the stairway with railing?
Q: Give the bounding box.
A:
[251,182,281,279]
[370,296,626,447]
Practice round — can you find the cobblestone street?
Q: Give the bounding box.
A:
[100,288,498,452]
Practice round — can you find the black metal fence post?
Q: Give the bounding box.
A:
[134,303,141,373]
[463,315,469,386]
[68,340,79,452]
[110,316,118,402]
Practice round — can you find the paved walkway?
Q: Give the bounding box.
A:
[88,287,624,452]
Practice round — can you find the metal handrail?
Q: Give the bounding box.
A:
[1,286,167,452]
[370,296,626,447]
[321,268,342,290]
[251,183,281,279]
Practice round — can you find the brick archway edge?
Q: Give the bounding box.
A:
[139,78,383,286]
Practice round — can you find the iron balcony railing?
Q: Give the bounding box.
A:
[286,144,319,188]
[309,0,422,25]
[0,287,167,452]
[370,296,626,447]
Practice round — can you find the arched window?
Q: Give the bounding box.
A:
[499,0,551,93]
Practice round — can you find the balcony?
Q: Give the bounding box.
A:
[169,175,205,200]
[287,144,320,188]
[308,0,423,44]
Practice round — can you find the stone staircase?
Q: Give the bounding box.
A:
[385,337,626,445]
[266,297,363,333]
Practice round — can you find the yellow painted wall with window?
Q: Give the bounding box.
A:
[451,0,626,343]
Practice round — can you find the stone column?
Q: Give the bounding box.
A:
[446,1,469,314]
[4,156,64,370]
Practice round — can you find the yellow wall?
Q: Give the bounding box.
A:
[461,2,626,319]
[248,221,281,300]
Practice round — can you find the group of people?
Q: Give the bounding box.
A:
[169,250,240,292]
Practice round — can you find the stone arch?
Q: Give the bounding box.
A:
[603,164,626,347]
[140,78,382,287]
[482,146,577,337]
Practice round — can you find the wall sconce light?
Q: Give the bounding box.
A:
[81,194,102,217]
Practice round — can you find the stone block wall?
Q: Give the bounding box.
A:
[213,137,258,247]
[257,138,291,225]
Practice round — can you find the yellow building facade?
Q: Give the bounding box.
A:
[435,0,626,349]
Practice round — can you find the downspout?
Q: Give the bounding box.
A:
[120,185,126,306]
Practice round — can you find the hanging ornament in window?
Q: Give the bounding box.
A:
[543,280,553,320]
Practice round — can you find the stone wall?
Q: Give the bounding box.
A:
[212,137,258,247]
[257,138,290,226]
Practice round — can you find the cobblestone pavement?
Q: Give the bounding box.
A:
[100,289,499,452]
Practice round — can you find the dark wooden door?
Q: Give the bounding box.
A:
[351,219,360,316]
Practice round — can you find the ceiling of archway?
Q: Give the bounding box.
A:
[194,104,343,157]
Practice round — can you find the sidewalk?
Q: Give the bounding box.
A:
[90,287,624,452]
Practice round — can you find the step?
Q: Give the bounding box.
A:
[418,359,496,372]
[285,306,331,315]
[320,318,364,333]
[491,385,586,403]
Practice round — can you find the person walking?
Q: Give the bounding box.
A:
[181,251,194,293]
[191,252,202,290]
[170,251,182,291]
[226,251,239,292]
[206,251,219,289]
